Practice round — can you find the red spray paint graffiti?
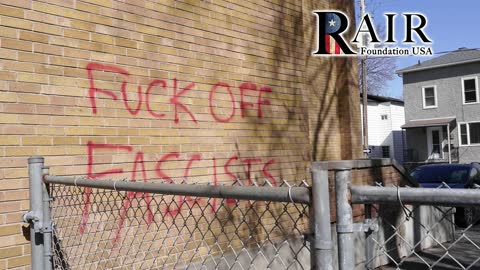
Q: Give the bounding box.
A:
[83,142,278,242]
[87,62,272,123]
[82,62,279,243]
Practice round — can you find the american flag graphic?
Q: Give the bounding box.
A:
[325,13,343,54]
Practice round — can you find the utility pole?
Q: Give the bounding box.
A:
[360,0,369,158]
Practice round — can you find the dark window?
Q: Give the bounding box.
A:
[460,124,468,145]
[463,78,478,103]
[431,130,441,155]
[470,122,480,144]
[381,146,390,158]
[381,114,388,120]
[423,87,436,107]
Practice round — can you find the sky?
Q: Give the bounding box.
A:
[355,0,480,98]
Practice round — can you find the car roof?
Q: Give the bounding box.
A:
[415,163,476,170]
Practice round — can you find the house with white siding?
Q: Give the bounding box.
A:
[361,94,406,163]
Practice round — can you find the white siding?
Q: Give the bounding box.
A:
[390,104,406,163]
[391,104,405,131]
[360,99,406,163]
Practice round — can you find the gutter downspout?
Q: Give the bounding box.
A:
[447,123,451,164]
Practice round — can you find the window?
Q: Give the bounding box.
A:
[430,129,441,155]
[459,122,480,145]
[381,114,388,120]
[381,146,390,158]
[471,123,480,144]
[460,123,468,145]
[422,85,437,108]
[462,77,479,104]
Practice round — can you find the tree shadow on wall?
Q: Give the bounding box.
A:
[224,0,350,262]
[310,0,359,161]
[235,0,348,186]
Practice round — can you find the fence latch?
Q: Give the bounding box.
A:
[22,211,43,233]
[353,218,378,232]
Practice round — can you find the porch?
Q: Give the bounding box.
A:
[401,116,458,170]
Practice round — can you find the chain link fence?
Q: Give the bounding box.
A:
[25,156,328,270]
[49,180,311,270]
[26,156,480,269]
[345,174,480,270]
[365,201,480,269]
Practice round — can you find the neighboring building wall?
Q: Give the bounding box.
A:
[367,102,393,147]
[403,62,480,163]
[390,103,406,163]
[0,0,361,268]
[458,142,480,163]
[361,100,405,163]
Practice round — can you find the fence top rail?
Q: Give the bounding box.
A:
[44,175,311,204]
[351,185,480,206]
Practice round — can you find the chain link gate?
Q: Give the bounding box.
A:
[24,156,337,270]
[335,168,480,270]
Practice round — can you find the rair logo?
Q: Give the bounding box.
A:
[312,10,433,57]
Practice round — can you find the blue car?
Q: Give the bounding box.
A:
[410,163,480,227]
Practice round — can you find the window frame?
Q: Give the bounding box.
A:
[422,85,438,109]
[461,76,479,105]
[381,145,390,158]
[459,123,469,146]
[458,121,480,146]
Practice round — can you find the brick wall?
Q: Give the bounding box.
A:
[0,0,360,268]
[302,0,362,162]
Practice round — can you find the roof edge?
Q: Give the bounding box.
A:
[360,93,404,104]
[396,58,480,75]
[401,116,456,129]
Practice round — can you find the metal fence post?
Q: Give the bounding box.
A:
[311,168,334,270]
[24,156,45,270]
[42,166,53,270]
[335,169,354,270]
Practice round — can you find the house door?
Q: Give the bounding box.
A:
[427,127,443,160]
